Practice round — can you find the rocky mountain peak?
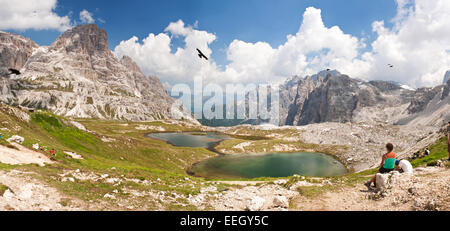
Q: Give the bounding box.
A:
[0,31,38,77]
[441,73,450,100]
[120,55,142,73]
[315,69,341,78]
[368,80,402,92]
[0,25,196,123]
[444,70,450,84]
[51,24,109,56]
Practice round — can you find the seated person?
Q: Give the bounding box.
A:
[395,159,413,174]
[365,143,396,189]
[424,147,430,156]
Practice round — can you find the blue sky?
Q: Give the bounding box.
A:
[9,0,397,66]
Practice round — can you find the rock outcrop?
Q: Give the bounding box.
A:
[407,86,442,114]
[444,70,450,84]
[441,76,450,100]
[397,77,450,127]
[0,31,38,77]
[280,71,416,126]
[0,24,195,122]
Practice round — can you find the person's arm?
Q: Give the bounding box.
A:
[379,154,386,168]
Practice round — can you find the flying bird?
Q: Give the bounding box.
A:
[196,48,208,61]
[8,68,21,75]
[388,64,394,68]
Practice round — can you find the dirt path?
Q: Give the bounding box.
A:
[291,167,450,211]
[0,170,91,211]
[0,143,53,166]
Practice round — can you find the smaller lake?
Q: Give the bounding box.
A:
[146,132,229,150]
[188,152,347,179]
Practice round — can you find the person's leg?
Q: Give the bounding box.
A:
[366,173,379,188]
[365,169,382,188]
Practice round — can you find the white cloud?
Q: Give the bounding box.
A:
[114,19,218,85]
[360,0,450,87]
[79,9,95,24]
[114,1,450,88]
[0,0,72,31]
[114,7,363,86]
[223,7,365,83]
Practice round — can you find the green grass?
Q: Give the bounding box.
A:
[0,183,10,195]
[410,137,449,167]
[27,112,215,172]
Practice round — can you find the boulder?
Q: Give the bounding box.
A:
[64,151,83,160]
[246,196,266,211]
[32,143,39,150]
[103,193,116,200]
[7,135,24,144]
[375,173,390,192]
[273,179,287,185]
[70,121,87,131]
[272,196,289,208]
[376,171,411,192]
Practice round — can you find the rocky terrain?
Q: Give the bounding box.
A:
[0,31,38,77]
[292,166,450,211]
[2,163,448,211]
[0,25,194,122]
[281,70,449,126]
[0,170,95,211]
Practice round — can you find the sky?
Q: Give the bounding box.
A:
[1,0,449,88]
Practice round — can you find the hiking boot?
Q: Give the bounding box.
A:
[364,181,372,190]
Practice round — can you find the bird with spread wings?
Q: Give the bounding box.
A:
[8,68,21,75]
[196,48,209,61]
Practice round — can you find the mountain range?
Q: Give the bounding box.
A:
[279,70,450,126]
[0,24,194,122]
[207,70,449,127]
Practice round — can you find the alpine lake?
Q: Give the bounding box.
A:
[146,132,347,179]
